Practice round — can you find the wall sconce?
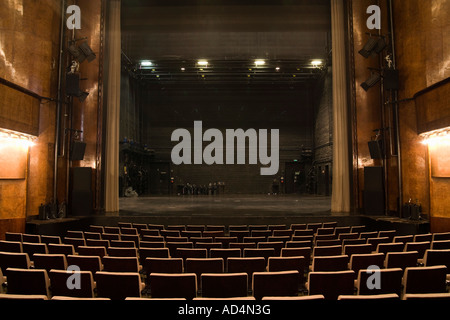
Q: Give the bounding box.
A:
[420,127,450,145]
[0,127,37,147]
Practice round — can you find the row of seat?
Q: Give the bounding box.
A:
[1,264,449,300]
[1,248,449,291]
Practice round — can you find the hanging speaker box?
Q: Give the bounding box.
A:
[66,73,81,96]
[70,141,86,161]
[383,69,399,90]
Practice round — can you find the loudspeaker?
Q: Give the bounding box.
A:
[368,140,383,159]
[364,166,385,215]
[70,141,86,161]
[383,69,399,90]
[66,73,81,96]
[70,167,93,216]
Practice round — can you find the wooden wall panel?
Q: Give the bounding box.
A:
[0,84,40,136]
[393,0,450,232]
[0,0,61,235]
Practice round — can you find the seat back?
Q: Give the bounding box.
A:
[185,258,224,289]
[83,233,102,241]
[47,243,76,256]
[176,248,208,262]
[49,269,95,298]
[139,248,170,265]
[312,245,342,257]
[403,265,448,295]
[376,242,405,255]
[267,256,307,288]
[107,246,138,257]
[22,243,48,259]
[432,232,450,242]
[5,233,23,242]
[343,244,373,257]
[431,240,450,250]
[210,249,241,271]
[404,241,431,259]
[77,246,107,260]
[257,242,284,256]
[424,249,450,270]
[227,257,266,287]
[86,239,111,248]
[102,256,140,273]
[253,271,300,300]
[96,271,142,300]
[0,241,22,253]
[311,255,349,272]
[307,270,355,300]
[201,273,248,298]
[149,273,197,300]
[356,267,403,295]
[385,251,419,270]
[280,247,311,261]
[33,254,68,272]
[67,255,103,275]
[144,258,184,277]
[40,235,62,245]
[349,253,385,275]
[22,234,41,243]
[5,268,50,298]
[243,248,275,265]
[0,252,31,273]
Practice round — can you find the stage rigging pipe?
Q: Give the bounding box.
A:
[53,0,66,204]
[388,0,403,217]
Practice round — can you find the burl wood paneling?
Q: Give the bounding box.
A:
[393,0,450,232]
[0,143,28,179]
[0,1,61,233]
[0,218,26,240]
[415,78,450,134]
[0,83,40,136]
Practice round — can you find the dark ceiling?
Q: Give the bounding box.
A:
[120,0,331,85]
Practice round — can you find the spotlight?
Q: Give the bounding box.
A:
[197,60,208,66]
[67,44,86,63]
[67,40,96,63]
[78,41,96,62]
[358,37,386,58]
[311,60,323,67]
[361,73,381,91]
[254,60,265,66]
[140,60,153,67]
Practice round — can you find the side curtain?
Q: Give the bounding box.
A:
[104,0,121,212]
[331,0,351,213]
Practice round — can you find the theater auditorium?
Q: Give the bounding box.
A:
[0,0,449,306]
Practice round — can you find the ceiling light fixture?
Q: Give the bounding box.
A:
[197,60,209,66]
[254,60,265,66]
[311,60,323,67]
[140,61,153,67]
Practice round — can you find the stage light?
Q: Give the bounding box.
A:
[78,41,96,62]
[67,41,96,63]
[275,67,280,71]
[361,73,381,91]
[359,37,386,58]
[140,60,153,67]
[254,60,265,66]
[197,60,209,66]
[311,60,323,67]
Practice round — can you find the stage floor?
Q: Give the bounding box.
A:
[118,194,337,217]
